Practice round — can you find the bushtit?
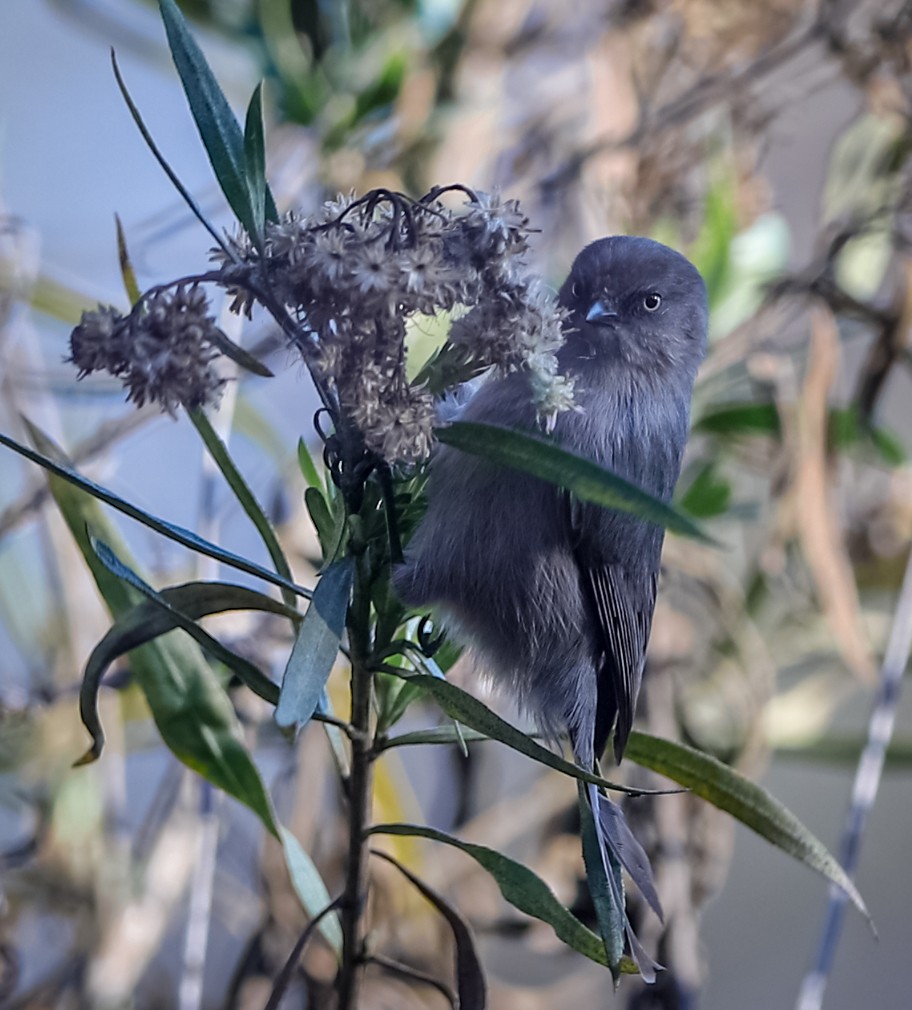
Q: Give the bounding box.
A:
[395,236,708,975]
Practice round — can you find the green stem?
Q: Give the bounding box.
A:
[337,543,374,1010]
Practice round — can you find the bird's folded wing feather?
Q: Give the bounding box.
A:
[585,563,657,761]
[567,496,658,763]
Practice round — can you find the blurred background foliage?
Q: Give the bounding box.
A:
[1,0,912,1008]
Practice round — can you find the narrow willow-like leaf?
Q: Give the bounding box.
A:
[111,49,227,255]
[370,823,637,975]
[376,675,426,734]
[33,441,277,828]
[373,850,487,1008]
[379,725,489,750]
[0,428,311,600]
[276,558,354,729]
[158,0,278,237]
[382,671,672,798]
[624,731,870,919]
[78,580,293,761]
[30,423,340,954]
[436,422,711,541]
[243,82,268,245]
[280,828,343,954]
[115,214,141,305]
[577,782,625,980]
[85,538,285,754]
[189,409,292,607]
[304,486,335,559]
[297,437,323,491]
[205,328,274,377]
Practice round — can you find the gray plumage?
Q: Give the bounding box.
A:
[395,235,707,769]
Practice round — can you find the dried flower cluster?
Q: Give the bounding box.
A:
[217,189,571,462]
[70,188,572,463]
[69,286,225,414]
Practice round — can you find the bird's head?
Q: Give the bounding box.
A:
[558,236,708,376]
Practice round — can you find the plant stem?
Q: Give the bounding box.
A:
[337,547,374,1010]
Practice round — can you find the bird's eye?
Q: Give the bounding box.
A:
[643,292,662,312]
[571,281,582,299]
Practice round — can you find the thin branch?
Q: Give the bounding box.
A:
[539,18,824,196]
[110,50,234,260]
[263,897,343,1010]
[795,546,912,1010]
[366,953,457,1009]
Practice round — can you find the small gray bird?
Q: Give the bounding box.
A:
[395,236,708,975]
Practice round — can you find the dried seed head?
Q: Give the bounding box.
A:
[205,188,572,463]
[69,305,128,377]
[69,286,225,415]
[70,189,573,460]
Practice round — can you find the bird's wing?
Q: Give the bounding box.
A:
[567,495,659,764]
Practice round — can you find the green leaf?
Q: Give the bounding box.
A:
[243,82,269,245]
[436,422,710,542]
[205,329,274,377]
[115,214,142,306]
[280,828,343,955]
[78,580,294,762]
[242,82,266,244]
[305,486,335,559]
[297,437,324,491]
[370,823,636,975]
[381,671,669,798]
[828,408,905,466]
[83,540,287,760]
[678,462,732,519]
[867,425,905,466]
[188,410,292,607]
[27,422,340,954]
[689,171,737,308]
[376,673,426,734]
[624,731,870,919]
[276,558,354,729]
[351,51,406,124]
[373,850,486,1008]
[379,724,489,751]
[694,401,779,438]
[158,0,277,237]
[31,436,274,825]
[0,428,312,600]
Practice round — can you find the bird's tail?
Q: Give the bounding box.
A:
[581,781,664,984]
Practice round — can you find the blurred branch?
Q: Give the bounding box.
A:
[263,897,343,1010]
[854,257,912,419]
[540,16,825,197]
[796,543,912,1010]
[367,953,457,1009]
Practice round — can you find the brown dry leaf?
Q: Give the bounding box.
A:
[792,306,875,682]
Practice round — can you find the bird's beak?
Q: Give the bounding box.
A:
[585,300,619,326]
